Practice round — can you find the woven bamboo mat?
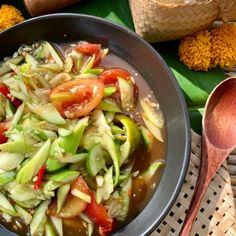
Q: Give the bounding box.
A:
[152,130,236,236]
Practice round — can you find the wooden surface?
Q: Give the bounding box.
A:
[226,70,236,206]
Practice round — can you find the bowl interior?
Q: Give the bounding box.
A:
[0,14,191,236]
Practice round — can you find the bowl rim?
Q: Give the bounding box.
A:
[0,13,191,236]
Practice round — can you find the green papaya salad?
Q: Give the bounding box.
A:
[0,41,165,236]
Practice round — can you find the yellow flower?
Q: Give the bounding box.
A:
[179,24,236,71]
[179,30,212,71]
[211,24,236,68]
[0,5,24,32]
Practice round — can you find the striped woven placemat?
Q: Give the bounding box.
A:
[226,71,236,206]
[152,130,236,236]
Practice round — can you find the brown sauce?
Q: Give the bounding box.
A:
[0,215,29,236]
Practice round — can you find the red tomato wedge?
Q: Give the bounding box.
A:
[48,177,90,218]
[99,225,114,236]
[0,84,22,107]
[0,122,8,144]
[85,191,113,232]
[99,68,131,84]
[50,79,104,119]
[75,43,102,67]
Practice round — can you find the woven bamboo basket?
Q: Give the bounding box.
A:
[129,0,236,42]
[219,0,236,21]
[129,0,219,42]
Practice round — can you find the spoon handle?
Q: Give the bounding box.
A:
[179,165,210,235]
[179,136,221,236]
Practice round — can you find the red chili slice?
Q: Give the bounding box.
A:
[0,84,22,107]
[34,164,46,190]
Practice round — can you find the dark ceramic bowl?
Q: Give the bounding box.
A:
[0,14,191,236]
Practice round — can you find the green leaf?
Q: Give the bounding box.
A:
[154,41,227,133]
[65,0,134,29]
[155,42,226,107]
[12,0,134,30]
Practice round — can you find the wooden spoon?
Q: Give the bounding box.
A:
[180,77,236,236]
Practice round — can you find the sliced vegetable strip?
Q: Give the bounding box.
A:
[48,177,90,218]
[16,139,51,184]
[0,40,166,236]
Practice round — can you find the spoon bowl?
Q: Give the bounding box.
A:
[205,78,236,149]
[180,77,236,235]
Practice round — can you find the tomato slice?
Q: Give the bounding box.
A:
[75,43,101,55]
[75,43,102,67]
[99,68,139,104]
[0,84,22,107]
[99,225,114,236]
[99,68,131,84]
[0,122,8,144]
[48,177,90,218]
[50,79,104,119]
[85,192,113,232]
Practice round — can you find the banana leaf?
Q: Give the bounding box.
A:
[8,0,134,29]
[154,41,226,133]
[4,1,227,133]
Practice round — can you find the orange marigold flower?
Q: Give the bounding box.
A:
[179,24,236,71]
[179,30,212,71]
[0,5,24,32]
[211,24,236,68]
